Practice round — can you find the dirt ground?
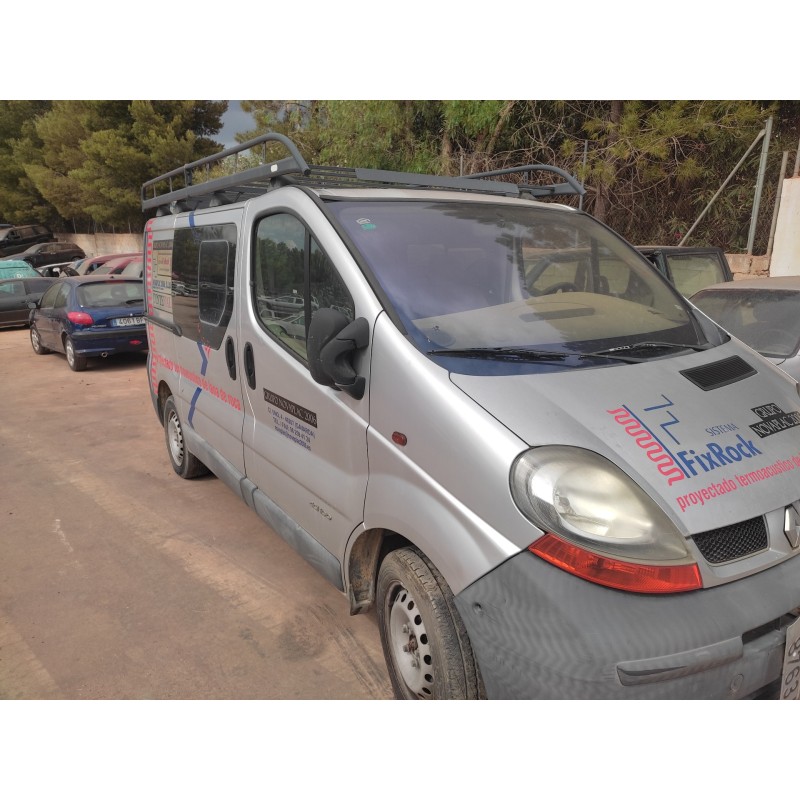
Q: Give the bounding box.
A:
[0,325,392,700]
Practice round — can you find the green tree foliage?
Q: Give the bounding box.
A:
[0,100,225,231]
[0,101,53,225]
[2,99,796,253]
[310,99,793,251]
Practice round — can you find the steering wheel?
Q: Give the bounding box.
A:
[541,282,580,295]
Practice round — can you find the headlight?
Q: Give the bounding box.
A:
[511,446,701,592]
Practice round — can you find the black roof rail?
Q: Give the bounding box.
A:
[142,132,585,215]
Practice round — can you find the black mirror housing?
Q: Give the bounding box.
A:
[308,308,369,399]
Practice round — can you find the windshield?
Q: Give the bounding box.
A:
[692,288,800,359]
[329,200,705,373]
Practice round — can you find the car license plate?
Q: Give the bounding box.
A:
[780,615,800,699]
[113,316,144,327]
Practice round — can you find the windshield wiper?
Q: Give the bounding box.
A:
[427,346,568,362]
[583,340,713,362]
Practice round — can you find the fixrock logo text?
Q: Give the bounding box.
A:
[607,396,764,488]
[675,435,762,477]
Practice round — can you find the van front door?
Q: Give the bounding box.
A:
[239,211,369,577]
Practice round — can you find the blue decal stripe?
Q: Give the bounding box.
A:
[622,404,691,478]
[188,386,202,428]
[196,341,208,375]
[642,394,681,445]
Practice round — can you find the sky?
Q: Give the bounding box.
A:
[9,5,794,102]
[217,101,252,148]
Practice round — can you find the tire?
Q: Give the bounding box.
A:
[163,395,209,479]
[64,337,87,371]
[30,325,50,355]
[377,546,485,699]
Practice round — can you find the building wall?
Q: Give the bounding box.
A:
[769,176,800,277]
[58,232,143,258]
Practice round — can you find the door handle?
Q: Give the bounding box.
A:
[225,336,236,380]
[243,342,256,390]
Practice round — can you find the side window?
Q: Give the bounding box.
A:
[0,280,24,296]
[39,282,61,309]
[172,222,237,349]
[310,239,354,322]
[54,284,70,309]
[198,240,231,326]
[253,213,354,363]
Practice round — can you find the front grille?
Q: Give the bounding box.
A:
[692,516,768,564]
[680,355,756,391]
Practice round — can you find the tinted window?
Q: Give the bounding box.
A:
[329,200,702,375]
[198,240,232,326]
[54,284,70,309]
[39,282,62,309]
[0,281,24,296]
[171,223,237,349]
[24,278,56,292]
[253,213,354,362]
[77,281,143,308]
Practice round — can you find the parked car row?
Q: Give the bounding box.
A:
[0,224,55,257]
[0,240,86,268]
[1,249,146,372]
[74,252,141,275]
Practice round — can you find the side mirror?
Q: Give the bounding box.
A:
[307,308,369,399]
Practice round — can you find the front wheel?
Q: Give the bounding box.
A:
[163,395,209,479]
[65,337,87,371]
[377,546,484,699]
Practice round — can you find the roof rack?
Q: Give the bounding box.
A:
[141,132,585,215]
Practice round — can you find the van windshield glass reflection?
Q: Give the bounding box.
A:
[329,200,705,373]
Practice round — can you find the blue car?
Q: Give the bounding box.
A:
[29,275,147,371]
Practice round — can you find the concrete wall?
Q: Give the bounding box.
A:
[769,176,800,277]
[728,253,770,280]
[58,232,143,258]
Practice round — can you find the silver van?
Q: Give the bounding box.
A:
[141,134,800,699]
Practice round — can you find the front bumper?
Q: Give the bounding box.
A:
[454,548,800,699]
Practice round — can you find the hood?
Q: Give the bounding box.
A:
[450,341,800,534]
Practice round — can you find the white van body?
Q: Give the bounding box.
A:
[142,135,800,699]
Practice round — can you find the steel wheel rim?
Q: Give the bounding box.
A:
[31,328,40,351]
[386,580,434,698]
[167,410,185,466]
[65,339,75,366]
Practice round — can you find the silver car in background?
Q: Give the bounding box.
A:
[691,277,800,381]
